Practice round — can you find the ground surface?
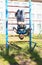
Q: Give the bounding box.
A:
[0,34,42,65]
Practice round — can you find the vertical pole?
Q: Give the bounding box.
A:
[6,0,8,49]
[29,0,32,50]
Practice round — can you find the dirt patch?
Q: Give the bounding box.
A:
[15,54,32,65]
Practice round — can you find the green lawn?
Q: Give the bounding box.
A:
[0,34,42,65]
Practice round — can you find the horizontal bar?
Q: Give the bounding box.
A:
[8,41,28,43]
[8,5,29,8]
[8,11,29,14]
[8,17,15,19]
[25,12,30,14]
[8,19,42,22]
[8,34,27,37]
[8,17,30,19]
[8,29,13,31]
[8,11,15,13]
[8,23,29,25]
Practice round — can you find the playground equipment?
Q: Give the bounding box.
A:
[6,0,36,51]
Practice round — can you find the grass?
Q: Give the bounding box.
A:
[0,34,6,44]
[0,34,42,65]
[32,34,42,39]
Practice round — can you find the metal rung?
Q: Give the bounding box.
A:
[8,5,29,8]
[8,23,29,25]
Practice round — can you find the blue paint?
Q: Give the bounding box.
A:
[6,0,8,48]
[29,0,32,49]
[6,10,8,17]
[6,21,8,28]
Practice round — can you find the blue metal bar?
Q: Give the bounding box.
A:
[6,0,8,48]
[29,0,32,50]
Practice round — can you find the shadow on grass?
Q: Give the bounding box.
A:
[0,44,20,65]
[0,51,19,65]
[10,43,22,50]
[0,44,42,65]
[28,49,42,65]
[10,43,42,65]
